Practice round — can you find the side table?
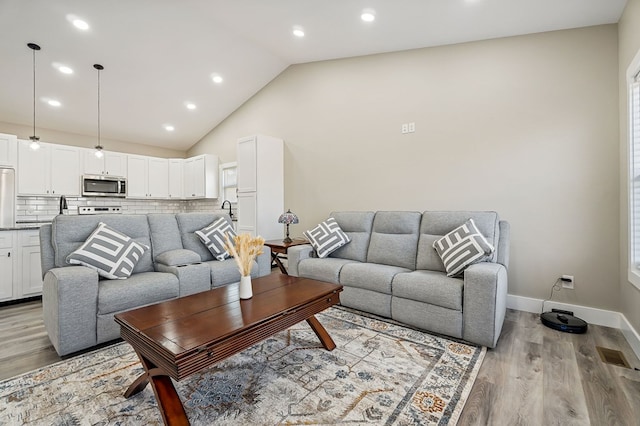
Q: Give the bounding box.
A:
[264,239,310,275]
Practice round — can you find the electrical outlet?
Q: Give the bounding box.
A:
[401,123,409,134]
[408,122,415,133]
[561,274,574,289]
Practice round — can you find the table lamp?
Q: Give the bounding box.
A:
[278,209,299,243]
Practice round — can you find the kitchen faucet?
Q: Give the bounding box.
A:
[59,195,68,215]
[221,200,233,219]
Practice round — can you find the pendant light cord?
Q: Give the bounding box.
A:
[27,43,41,141]
[32,46,36,138]
[97,66,100,147]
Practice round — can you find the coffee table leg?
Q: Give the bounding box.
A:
[306,315,336,351]
[272,253,289,274]
[125,351,190,426]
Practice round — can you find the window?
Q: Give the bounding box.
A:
[628,51,640,290]
[220,162,237,203]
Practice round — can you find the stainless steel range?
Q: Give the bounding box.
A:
[78,206,123,215]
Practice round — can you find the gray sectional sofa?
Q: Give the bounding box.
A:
[288,211,510,348]
[39,212,271,356]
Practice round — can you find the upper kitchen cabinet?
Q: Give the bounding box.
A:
[18,140,80,196]
[183,154,219,199]
[82,149,127,177]
[0,133,17,167]
[126,155,168,199]
[168,159,184,199]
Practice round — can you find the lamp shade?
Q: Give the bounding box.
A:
[278,209,299,225]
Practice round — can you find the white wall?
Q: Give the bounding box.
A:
[0,121,186,158]
[190,25,620,311]
[619,0,640,333]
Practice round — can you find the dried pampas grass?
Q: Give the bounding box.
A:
[224,233,265,277]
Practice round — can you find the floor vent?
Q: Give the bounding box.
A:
[596,346,631,369]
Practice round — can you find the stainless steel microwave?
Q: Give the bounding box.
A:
[82,175,127,197]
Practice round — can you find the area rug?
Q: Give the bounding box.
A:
[0,307,485,425]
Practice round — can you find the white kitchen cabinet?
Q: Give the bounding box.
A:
[82,149,127,177]
[0,133,17,167]
[0,231,14,302]
[18,140,80,196]
[50,145,81,195]
[236,192,257,235]
[18,230,42,297]
[126,155,168,199]
[183,154,219,199]
[148,157,169,199]
[236,135,283,240]
[168,159,184,199]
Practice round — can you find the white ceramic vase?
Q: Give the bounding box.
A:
[239,275,253,299]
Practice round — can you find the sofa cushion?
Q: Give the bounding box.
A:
[176,213,231,262]
[147,214,184,260]
[205,258,260,287]
[52,215,154,273]
[304,217,351,258]
[97,271,179,314]
[417,211,500,271]
[327,211,375,262]
[155,249,201,267]
[298,257,357,284]
[66,222,149,280]
[392,270,463,311]
[433,218,494,277]
[340,262,410,294]
[196,217,237,261]
[366,211,421,270]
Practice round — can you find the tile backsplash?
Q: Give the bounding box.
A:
[16,196,236,222]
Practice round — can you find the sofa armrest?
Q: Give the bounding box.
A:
[156,262,211,296]
[287,245,315,277]
[39,224,55,279]
[155,249,201,267]
[256,247,272,277]
[42,266,99,356]
[462,262,508,348]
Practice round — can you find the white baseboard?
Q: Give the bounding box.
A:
[507,294,640,360]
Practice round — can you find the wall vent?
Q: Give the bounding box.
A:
[596,346,631,369]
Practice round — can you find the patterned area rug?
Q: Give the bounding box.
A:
[0,307,485,425]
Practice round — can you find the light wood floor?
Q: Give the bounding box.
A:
[1,299,639,425]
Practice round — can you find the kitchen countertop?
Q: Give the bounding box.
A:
[0,221,51,231]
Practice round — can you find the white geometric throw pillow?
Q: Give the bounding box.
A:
[432,218,495,277]
[303,217,351,258]
[195,217,237,261]
[66,222,149,280]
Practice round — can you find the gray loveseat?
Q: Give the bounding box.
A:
[288,211,509,348]
[39,212,271,356]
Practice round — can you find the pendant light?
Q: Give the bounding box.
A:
[94,64,104,158]
[27,43,41,150]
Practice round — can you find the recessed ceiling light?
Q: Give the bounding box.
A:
[72,19,89,30]
[292,26,305,38]
[47,99,61,107]
[164,124,175,132]
[211,74,223,84]
[361,9,376,22]
[66,14,90,31]
[185,102,197,110]
[53,63,74,74]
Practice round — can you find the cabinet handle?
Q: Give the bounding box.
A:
[7,252,10,258]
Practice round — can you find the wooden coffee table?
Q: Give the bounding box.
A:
[114,274,342,426]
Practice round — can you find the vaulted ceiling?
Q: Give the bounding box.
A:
[0,0,627,151]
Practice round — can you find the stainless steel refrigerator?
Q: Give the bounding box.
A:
[0,167,15,228]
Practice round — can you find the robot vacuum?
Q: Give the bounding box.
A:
[540,311,588,333]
